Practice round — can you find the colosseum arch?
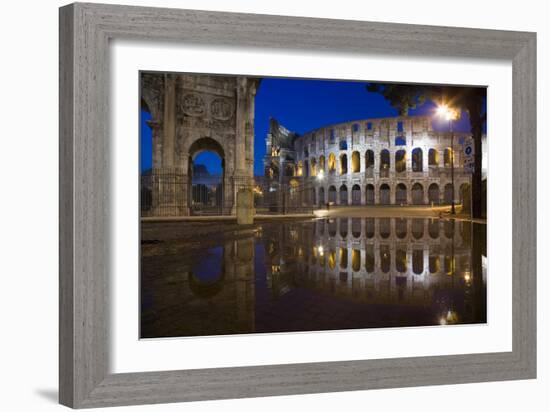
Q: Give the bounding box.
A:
[412,249,424,274]
[380,245,391,273]
[428,183,440,204]
[411,182,424,205]
[351,184,361,205]
[380,149,390,177]
[351,249,361,272]
[412,148,423,172]
[444,183,454,204]
[428,148,439,166]
[310,157,317,176]
[339,184,348,205]
[296,160,304,176]
[328,220,337,237]
[318,187,325,206]
[379,183,390,205]
[351,151,360,173]
[429,248,441,273]
[395,150,406,173]
[328,185,337,204]
[340,153,348,175]
[351,218,361,238]
[365,149,374,170]
[396,248,407,273]
[395,218,407,239]
[366,184,375,204]
[380,218,391,238]
[340,219,348,238]
[283,163,294,177]
[339,247,348,268]
[318,155,325,173]
[328,153,336,174]
[396,183,407,204]
[365,218,375,238]
[444,148,453,167]
[411,219,424,239]
[365,244,375,272]
[428,219,440,239]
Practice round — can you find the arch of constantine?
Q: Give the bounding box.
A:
[140,72,259,216]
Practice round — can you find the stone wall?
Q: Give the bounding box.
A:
[264,116,486,208]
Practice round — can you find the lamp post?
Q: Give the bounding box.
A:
[437,104,459,215]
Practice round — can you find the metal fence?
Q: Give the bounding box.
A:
[141,169,186,217]
[141,171,315,217]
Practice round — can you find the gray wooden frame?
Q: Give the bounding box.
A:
[59,2,536,408]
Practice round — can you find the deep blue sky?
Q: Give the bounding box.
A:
[140,78,479,175]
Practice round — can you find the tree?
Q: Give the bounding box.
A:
[366,83,486,218]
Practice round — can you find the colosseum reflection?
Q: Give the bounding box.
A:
[140,217,486,338]
[263,116,486,208]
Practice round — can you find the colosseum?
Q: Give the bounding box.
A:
[263,115,486,210]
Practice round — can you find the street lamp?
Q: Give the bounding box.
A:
[317,169,325,181]
[436,103,460,215]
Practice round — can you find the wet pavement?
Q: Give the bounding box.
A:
[140,217,486,338]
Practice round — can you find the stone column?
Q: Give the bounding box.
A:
[162,74,176,168]
[424,184,430,204]
[374,148,380,178]
[181,152,190,216]
[147,120,163,169]
[235,77,248,176]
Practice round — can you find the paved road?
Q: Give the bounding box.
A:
[314,205,485,223]
[141,205,486,224]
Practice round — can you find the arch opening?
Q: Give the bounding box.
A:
[412,148,423,172]
[428,148,439,167]
[379,183,390,205]
[339,184,348,205]
[428,183,440,205]
[340,153,348,175]
[352,184,361,205]
[380,149,390,178]
[395,150,406,173]
[351,151,360,173]
[189,138,225,215]
[366,184,375,205]
[412,182,424,205]
[395,183,407,205]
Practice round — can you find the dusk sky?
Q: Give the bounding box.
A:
[140,78,481,175]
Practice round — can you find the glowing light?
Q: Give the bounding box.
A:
[436,103,459,121]
[318,245,324,256]
[317,169,325,180]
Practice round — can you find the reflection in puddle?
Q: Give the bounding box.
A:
[140,217,486,338]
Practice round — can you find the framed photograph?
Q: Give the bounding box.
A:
[59,2,536,408]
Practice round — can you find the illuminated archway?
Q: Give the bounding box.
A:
[351,151,360,173]
[412,148,423,172]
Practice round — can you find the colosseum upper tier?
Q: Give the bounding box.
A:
[263,115,486,207]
